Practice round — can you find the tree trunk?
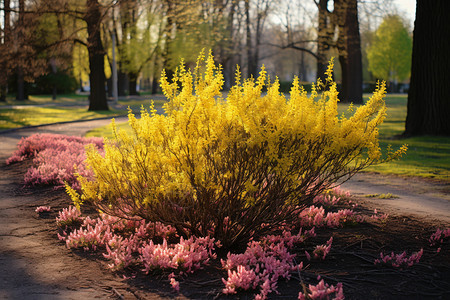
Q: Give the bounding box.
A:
[0,0,11,101]
[245,0,257,78]
[85,0,108,111]
[404,0,450,136]
[316,0,330,82]
[334,0,362,104]
[118,68,128,96]
[16,0,27,101]
[129,72,139,95]
[161,0,176,81]
[341,0,363,104]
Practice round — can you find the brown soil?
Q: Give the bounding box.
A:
[1,161,449,300]
[1,120,449,299]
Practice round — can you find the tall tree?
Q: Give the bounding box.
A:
[404,0,450,136]
[85,0,108,111]
[367,15,412,91]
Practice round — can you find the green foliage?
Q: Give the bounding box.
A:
[70,53,404,249]
[29,72,78,94]
[367,15,412,82]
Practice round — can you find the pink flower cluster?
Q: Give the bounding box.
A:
[56,206,216,287]
[298,278,344,300]
[329,186,351,199]
[56,206,83,228]
[305,237,333,261]
[140,236,217,274]
[374,249,423,268]
[313,194,341,207]
[369,209,389,222]
[221,229,312,299]
[299,205,356,228]
[35,206,51,213]
[7,133,103,188]
[429,228,450,253]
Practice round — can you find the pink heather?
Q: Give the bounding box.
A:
[374,249,423,268]
[298,279,344,300]
[35,206,51,213]
[429,228,450,247]
[221,230,308,299]
[7,133,103,188]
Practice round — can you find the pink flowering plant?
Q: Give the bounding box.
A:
[298,277,345,300]
[429,228,450,253]
[374,249,424,268]
[6,133,103,189]
[35,206,51,213]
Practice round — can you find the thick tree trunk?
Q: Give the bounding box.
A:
[85,0,108,111]
[16,69,27,101]
[0,0,11,101]
[161,0,176,81]
[404,0,450,136]
[317,0,329,82]
[16,0,27,101]
[129,72,139,95]
[341,0,363,104]
[118,68,128,96]
[245,0,257,78]
[334,0,363,103]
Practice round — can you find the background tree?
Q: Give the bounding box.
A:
[367,15,412,92]
[0,0,11,101]
[333,0,363,104]
[84,0,109,111]
[404,0,450,136]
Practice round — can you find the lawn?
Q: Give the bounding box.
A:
[0,94,167,130]
[361,95,449,181]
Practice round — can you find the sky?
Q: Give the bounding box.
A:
[394,0,417,27]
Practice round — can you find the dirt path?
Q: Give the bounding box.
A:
[341,173,450,225]
[0,119,449,299]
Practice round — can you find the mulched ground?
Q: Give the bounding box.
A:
[3,161,450,300]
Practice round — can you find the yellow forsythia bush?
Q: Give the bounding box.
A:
[68,51,406,248]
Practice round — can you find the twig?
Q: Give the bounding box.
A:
[111,287,124,300]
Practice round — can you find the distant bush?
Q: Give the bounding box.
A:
[32,71,78,94]
[68,51,406,249]
[8,70,78,95]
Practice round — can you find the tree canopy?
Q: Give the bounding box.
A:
[367,15,412,83]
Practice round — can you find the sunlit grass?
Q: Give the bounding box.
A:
[0,106,123,130]
[0,94,168,130]
[0,94,89,106]
[340,94,449,181]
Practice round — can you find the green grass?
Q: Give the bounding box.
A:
[0,106,123,130]
[340,94,450,181]
[0,94,89,106]
[0,94,168,130]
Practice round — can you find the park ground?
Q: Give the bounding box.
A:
[0,103,449,299]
